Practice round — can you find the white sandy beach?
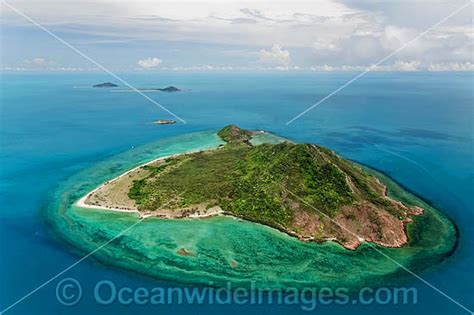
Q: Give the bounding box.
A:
[75,147,225,219]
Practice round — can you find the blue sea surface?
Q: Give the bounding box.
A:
[0,72,472,314]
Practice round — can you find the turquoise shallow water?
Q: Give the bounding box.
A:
[46,130,456,290]
[0,72,472,314]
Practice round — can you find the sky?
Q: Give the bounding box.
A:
[0,0,473,72]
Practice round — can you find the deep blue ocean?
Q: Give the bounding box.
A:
[0,72,472,314]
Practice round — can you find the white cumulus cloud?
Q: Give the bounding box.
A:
[310,60,474,72]
[137,57,163,69]
[310,60,421,72]
[428,62,474,72]
[384,60,421,71]
[258,45,290,65]
[22,58,57,67]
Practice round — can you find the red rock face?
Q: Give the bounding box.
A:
[288,182,423,250]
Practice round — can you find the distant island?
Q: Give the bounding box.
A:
[78,125,424,250]
[138,86,181,92]
[93,82,119,88]
[157,86,180,92]
[92,83,181,92]
[154,119,176,125]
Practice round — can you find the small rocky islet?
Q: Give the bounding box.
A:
[92,82,118,88]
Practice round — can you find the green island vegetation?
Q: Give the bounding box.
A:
[123,125,423,249]
[48,128,457,289]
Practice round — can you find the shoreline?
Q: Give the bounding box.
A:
[44,129,459,290]
[76,154,173,213]
[75,148,227,219]
[76,153,420,251]
[352,160,460,259]
[73,131,435,251]
[75,129,273,218]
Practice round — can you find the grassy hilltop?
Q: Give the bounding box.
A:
[121,125,423,249]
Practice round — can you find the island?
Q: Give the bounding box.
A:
[93,82,119,88]
[136,86,181,92]
[157,86,180,92]
[78,125,424,250]
[154,119,176,125]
